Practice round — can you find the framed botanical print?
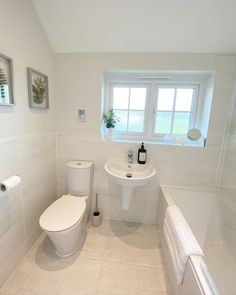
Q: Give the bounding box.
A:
[0,53,14,106]
[27,67,49,109]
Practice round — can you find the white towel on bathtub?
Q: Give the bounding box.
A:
[163,205,203,285]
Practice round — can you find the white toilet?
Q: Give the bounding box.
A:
[39,160,93,257]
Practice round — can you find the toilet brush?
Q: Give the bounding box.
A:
[92,193,102,226]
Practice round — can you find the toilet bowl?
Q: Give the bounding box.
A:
[39,160,93,257]
[39,194,87,256]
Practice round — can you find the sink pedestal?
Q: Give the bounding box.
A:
[104,159,156,211]
[121,186,134,210]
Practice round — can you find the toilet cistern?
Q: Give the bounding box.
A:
[128,150,133,163]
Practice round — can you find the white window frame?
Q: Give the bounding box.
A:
[109,82,151,137]
[107,81,199,140]
[152,83,199,137]
[103,70,212,145]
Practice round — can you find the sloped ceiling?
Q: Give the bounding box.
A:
[32,0,236,54]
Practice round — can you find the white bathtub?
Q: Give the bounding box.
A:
[157,186,220,295]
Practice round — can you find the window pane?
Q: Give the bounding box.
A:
[175,89,193,111]
[172,112,190,134]
[128,111,144,132]
[114,110,128,131]
[157,88,175,111]
[155,112,172,134]
[5,86,10,104]
[113,87,129,109]
[0,85,9,104]
[130,88,146,110]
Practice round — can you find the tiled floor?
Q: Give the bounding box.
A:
[0,221,169,295]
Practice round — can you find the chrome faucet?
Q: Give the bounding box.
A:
[128,150,133,163]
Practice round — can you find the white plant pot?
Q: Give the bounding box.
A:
[107,128,113,140]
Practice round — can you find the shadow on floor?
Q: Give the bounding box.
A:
[109,220,158,249]
[35,235,83,271]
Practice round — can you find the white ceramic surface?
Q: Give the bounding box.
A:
[104,159,156,210]
[104,158,156,188]
[44,212,87,257]
[159,186,220,295]
[39,160,93,257]
[39,194,86,231]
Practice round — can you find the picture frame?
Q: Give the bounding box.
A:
[27,67,49,109]
[0,52,14,106]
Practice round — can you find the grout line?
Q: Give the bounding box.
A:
[94,258,104,294]
[2,221,167,294]
[100,256,165,270]
[97,223,165,270]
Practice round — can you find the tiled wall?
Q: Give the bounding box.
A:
[0,133,57,288]
[57,133,160,224]
[57,133,221,224]
[219,88,236,194]
[55,53,236,224]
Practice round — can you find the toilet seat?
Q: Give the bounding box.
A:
[39,194,86,232]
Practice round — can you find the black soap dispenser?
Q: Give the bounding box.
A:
[138,142,147,164]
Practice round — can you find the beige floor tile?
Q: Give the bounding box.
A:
[26,235,83,272]
[102,221,162,267]
[105,220,152,237]
[88,220,114,237]
[97,261,168,294]
[53,258,101,295]
[103,235,162,267]
[15,266,57,295]
[0,221,169,295]
[0,258,34,295]
[17,258,101,295]
[107,221,161,248]
[96,286,167,295]
[90,220,152,238]
[79,228,108,260]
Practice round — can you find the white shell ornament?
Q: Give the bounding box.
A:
[187,128,202,141]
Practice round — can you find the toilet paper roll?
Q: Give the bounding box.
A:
[0,175,21,192]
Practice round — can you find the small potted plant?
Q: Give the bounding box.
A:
[103,109,119,139]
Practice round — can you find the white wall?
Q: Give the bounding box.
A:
[55,53,236,224]
[0,0,55,138]
[0,0,56,287]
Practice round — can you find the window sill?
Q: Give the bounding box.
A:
[101,136,205,148]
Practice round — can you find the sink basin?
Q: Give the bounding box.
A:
[105,158,156,187]
[104,158,156,210]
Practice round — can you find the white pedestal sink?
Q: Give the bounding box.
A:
[104,158,156,210]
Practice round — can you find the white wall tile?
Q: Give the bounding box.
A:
[54,54,236,227]
[0,133,57,288]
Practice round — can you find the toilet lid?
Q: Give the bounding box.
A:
[39,194,86,232]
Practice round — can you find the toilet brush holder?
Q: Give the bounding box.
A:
[92,211,102,226]
[92,193,102,226]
